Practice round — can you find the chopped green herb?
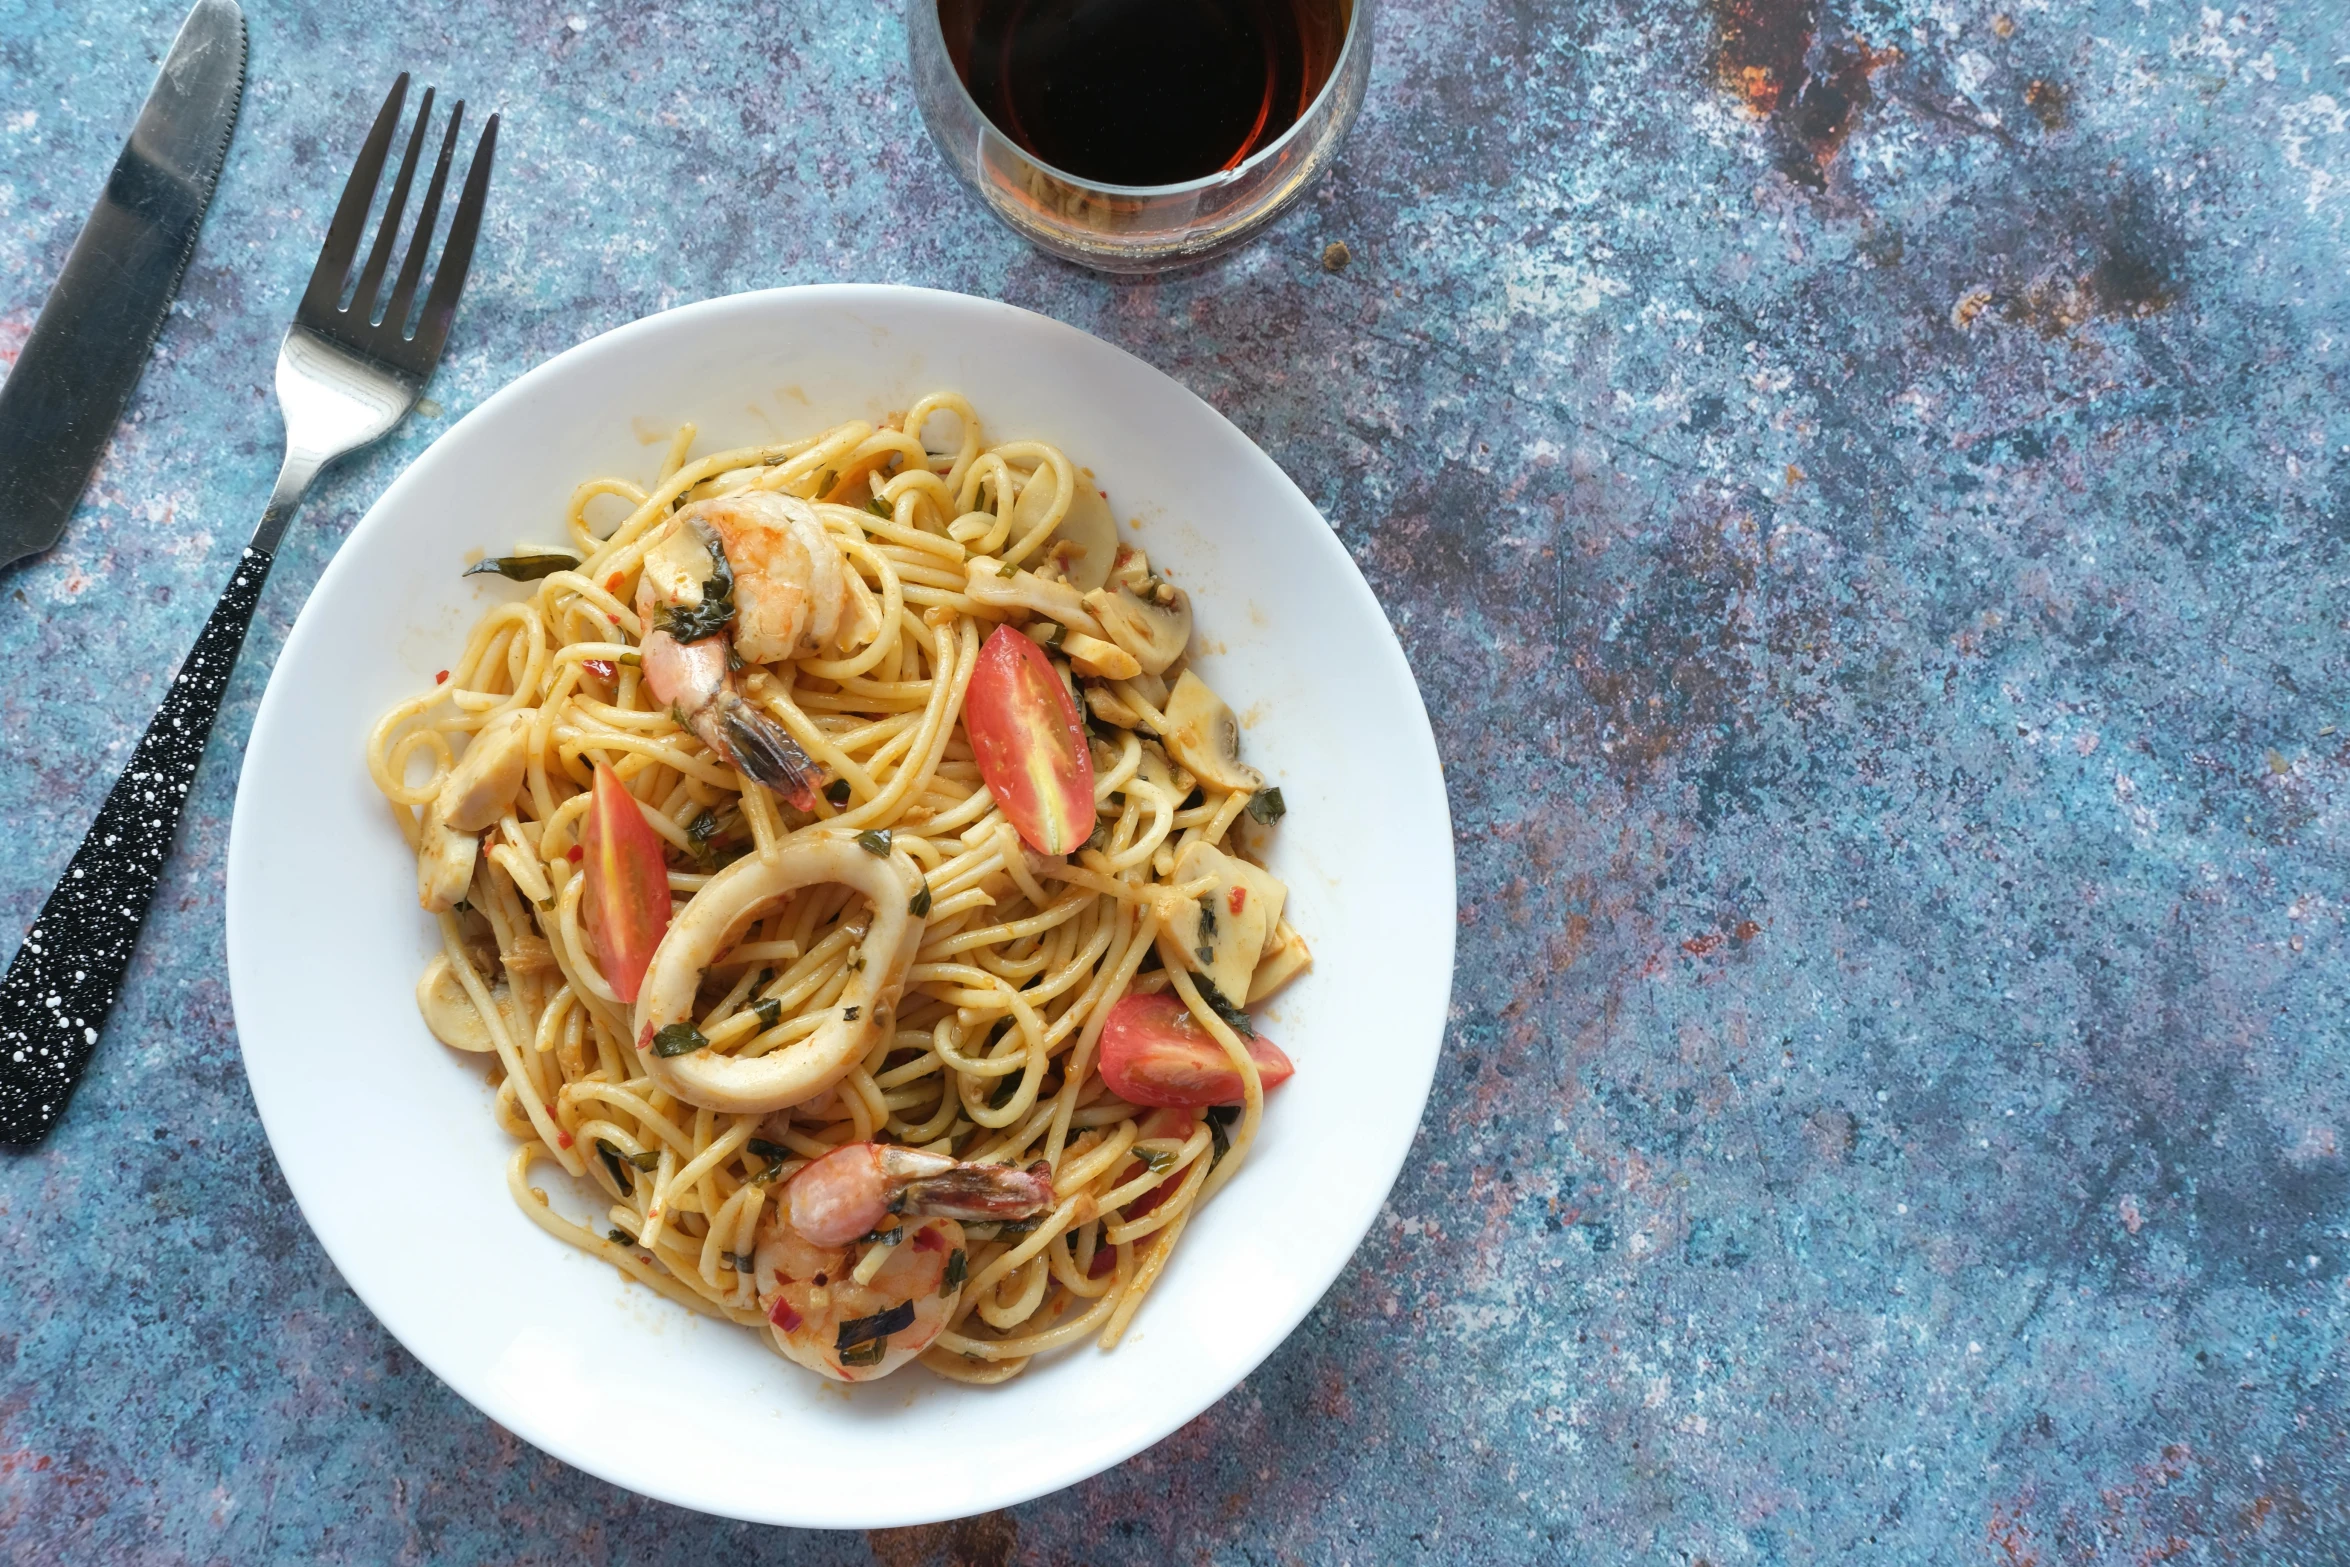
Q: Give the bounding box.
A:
[1137,1147,1178,1174]
[651,1022,710,1057]
[753,997,782,1029]
[997,559,1018,578]
[865,494,893,519]
[1205,1104,1239,1167]
[855,828,892,857]
[858,1225,905,1246]
[843,1005,861,1022]
[910,880,933,917]
[836,1300,916,1351]
[824,778,852,807]
[837,1337,887,1367]
[451,899,473,915]
[463,552,578,581]
[1180,788,1206,811]
[607,1227,636,1246]
[1035,620,1066,649]
[1197,899,1218,940]
[747,1136,791,1162]
[718,1251,738,1271]
[988,1071,1020,1109]
[595,1142,633,1193]
[1244,787,1287,825]
[1192,974,1257,1038]
[996,1217,1042,1241]
[942,1247,968,1294]
[627,1148,661,1172]
[1196,943,1216,966]
[732,1251,756,1273]
[687,808,722,866]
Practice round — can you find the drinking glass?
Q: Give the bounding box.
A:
[907,0,1374,274]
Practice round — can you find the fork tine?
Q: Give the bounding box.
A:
[349,86,435,324]
[301,74,410,321]
[411,114,498,363]
[384,101,464,340]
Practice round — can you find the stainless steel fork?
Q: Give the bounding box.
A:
[0,76,497,1144]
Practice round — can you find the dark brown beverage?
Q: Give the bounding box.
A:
[937,0,1352,187]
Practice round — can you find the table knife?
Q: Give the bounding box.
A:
[0,0,245,571]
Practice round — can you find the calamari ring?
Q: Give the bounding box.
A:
[633,831,927,1113]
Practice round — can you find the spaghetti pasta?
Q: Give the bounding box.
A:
[371,395,1310,1385]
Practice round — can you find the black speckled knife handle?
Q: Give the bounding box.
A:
[0,546,273,1144]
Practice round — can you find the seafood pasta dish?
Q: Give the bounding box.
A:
[367,395,1309,1385]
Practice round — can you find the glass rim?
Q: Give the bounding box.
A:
[914,0,1372,200]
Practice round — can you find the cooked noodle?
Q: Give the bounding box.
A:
[368,395,1306,1383]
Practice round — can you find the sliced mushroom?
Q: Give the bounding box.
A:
[1246,921,1313,1004]
[1125,668,1169,710]
[1008,458,1071,552]
[1131,738,1195,803]
[1164,839,1287,1004]
[1082,580,1190,676]
[963,558,1104,635]
[1127,741,1181,809]
[841,563,884,651]
[416,953,505,1052]
[436,709,536,832]
[1046,472,1119,593]
[417,804,478,913]
[1063,632,1141,682]
[1084,682,1145,731]
[1160,670,1261,794]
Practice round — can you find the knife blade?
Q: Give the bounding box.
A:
[0,0,245,571]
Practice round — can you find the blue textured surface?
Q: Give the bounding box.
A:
[4,0,2350,1560]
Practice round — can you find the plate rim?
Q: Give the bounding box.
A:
[226,282,1456,1525]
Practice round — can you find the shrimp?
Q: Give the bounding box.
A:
[636,491,861,809]
[754,1212,964,1383]
[752,1141,1056,1382]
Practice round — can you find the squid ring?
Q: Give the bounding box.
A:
[633,831,927,1113]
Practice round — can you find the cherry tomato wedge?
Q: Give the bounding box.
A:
[1098,992,1294,1109]
[581,762,671,1003]
[964,623,1096,854]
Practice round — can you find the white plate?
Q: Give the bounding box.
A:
[227,285,1453,1527]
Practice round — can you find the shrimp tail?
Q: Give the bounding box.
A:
[701,691,820,810]
[899,1159,1056,1224]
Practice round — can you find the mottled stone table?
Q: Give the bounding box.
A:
[4,0,2348,1559]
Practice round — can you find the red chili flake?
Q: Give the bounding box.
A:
[556,1130,574,1149]
[1228,886,1247,916]
[434,670,449,684]
[636,1024,653,1051]
[768,1297,803,1332]
[567,844,584,863]
[582,659,616,681]
[1087,1244,1117,1279]
[912,1226,945,1253]
[604,572,626,594]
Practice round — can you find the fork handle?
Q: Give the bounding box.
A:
[0,544,274,1144]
